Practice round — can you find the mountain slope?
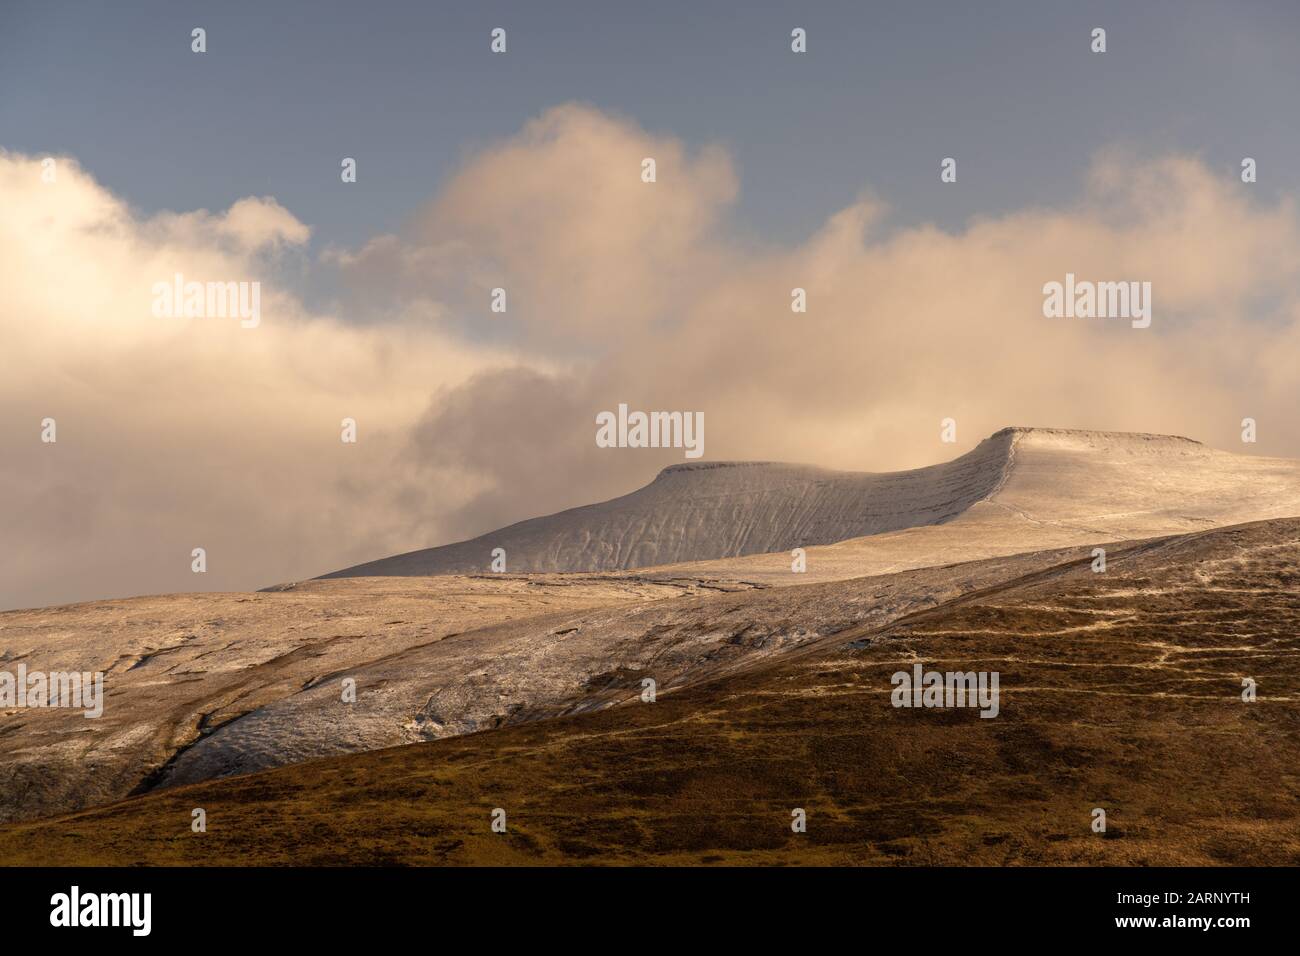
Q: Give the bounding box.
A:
[0,537,1101,825]
[8,517,1298,866]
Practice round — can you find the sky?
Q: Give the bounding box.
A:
[5,0,1300,253]
[2,1,1300,609]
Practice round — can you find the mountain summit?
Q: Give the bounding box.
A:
[317,427,1300,579]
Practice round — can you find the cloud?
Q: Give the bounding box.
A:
[334,104,739,347]
[216,196,312,251]
[4,106,1300,608]
[0,150,511,609]
[142,196,311,258]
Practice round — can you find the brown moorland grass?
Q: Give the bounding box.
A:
[3,519,1298,866]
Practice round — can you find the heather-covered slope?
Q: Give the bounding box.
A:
[0,542,1095,825]
[7,517,1298,866]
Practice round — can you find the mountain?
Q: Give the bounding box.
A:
[318,427,1300,579]
[316,432,1014,578]
[4,427,1299,831]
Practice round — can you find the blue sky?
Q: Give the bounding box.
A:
[4,0,1298,256]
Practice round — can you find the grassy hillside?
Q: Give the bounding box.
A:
[4,519,1298,866]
